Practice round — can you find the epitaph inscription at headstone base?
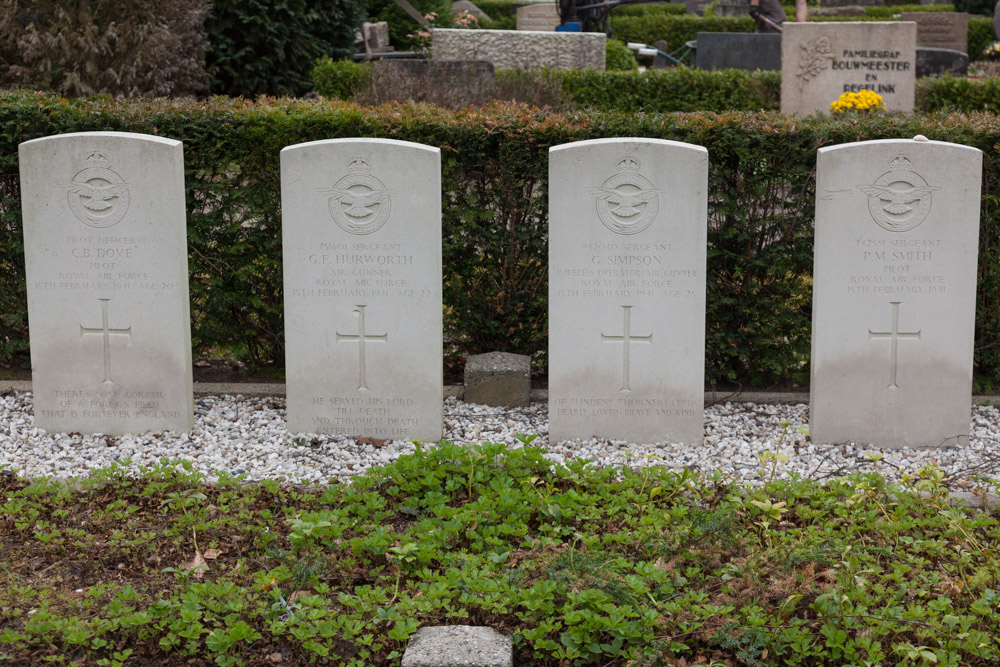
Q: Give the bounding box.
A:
[781,22,916,115]
[19,132,193,435]
[281,139,442,440]
[900,12,968,53]
[810,138,981,448]
[549,138,707,445]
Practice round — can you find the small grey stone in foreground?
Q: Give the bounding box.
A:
[464,352,530,407]
[402,626,512,667]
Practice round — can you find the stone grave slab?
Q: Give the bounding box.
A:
[432,28,605,70]
[19,132,193,435]
[281,139,442,440]
[516,2,560,31]
[464,352,530,407]
[695,33,782,71]
[781,22,916,115]
[810,137,982,448]
[549,138,707,445]
[900,12,968,53]
[360,59,495,108]
[916,46,968,78]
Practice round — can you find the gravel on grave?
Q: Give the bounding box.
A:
[1,391,998,492]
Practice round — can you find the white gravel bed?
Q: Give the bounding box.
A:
[1,391,998,492]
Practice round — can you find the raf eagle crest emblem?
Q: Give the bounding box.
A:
[587,157,666,236]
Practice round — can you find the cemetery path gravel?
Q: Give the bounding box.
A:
[1,392,998,493]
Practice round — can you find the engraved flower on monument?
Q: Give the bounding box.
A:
[810,137,981,448]
[282,139,442,441]
[549,138,707,445]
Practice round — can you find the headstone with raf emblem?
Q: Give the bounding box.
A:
[19,132,193,435]
[810,137,982,448]
[281,139,442,440]
[549,138,707,445]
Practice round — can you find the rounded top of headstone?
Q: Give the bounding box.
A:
[913,134,929,142]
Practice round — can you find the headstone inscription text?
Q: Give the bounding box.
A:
[781,22,917,115]
[549,138,707,445]
[19,132,193,435]
[281,139,442,440]
[810,138,982,448]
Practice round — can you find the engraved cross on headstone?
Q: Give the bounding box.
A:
[868,301,921,388]
[80,298,132,385]
[601,305,652,392]
[336,304,387,391]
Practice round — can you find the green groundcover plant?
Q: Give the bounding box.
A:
[1,442,998,665]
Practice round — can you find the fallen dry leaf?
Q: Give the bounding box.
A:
[203,548,222,561]
[184,550,208,579]
[357,436,388,447]
[268,653,283,663]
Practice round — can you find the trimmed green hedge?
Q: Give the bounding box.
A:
[612,15,754,52]
[312,59,1000,114]
[557,68,779,111]
[5,92,1000,388]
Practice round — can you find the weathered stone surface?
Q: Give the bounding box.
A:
[281,139,442,440]
[916,46,968,78]
[19,131,193,435]
[356,21,392,54]
[402,626,512,667]
[432,28,605,71]
[464,352,530,407]
[549,138,707,445]
[900,12,968,52]
[810,6,867,16]
[695,32,781,71]
[516,2,560,31]
[359,59,495,108]
[781,22,916,115]
[810,137,982,448]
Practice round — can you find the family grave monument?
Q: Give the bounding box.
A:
[900,12,968,53]
[549,138,707,445]
[281,139,443,440]
[810,137,982,448]
[19,132,193,435]
[781,22,917,115]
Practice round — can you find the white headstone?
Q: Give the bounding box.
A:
[781,22,917,115]
[549,138,707,445]
[281,139,442,440]
[19,132,193,435]
[810,137,982,448]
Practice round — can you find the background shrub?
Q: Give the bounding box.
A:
[475,0,517,29]
[366,0,452,50]
[606,40,639,71]
[0,0,211,98]
[5,94,1000,388]
[955,0,994,15]
[205,0,367,97]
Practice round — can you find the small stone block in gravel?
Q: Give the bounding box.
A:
[402,626,512,667]
[464,352,530,407]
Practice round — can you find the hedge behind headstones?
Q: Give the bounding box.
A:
[3,91,1000,389]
